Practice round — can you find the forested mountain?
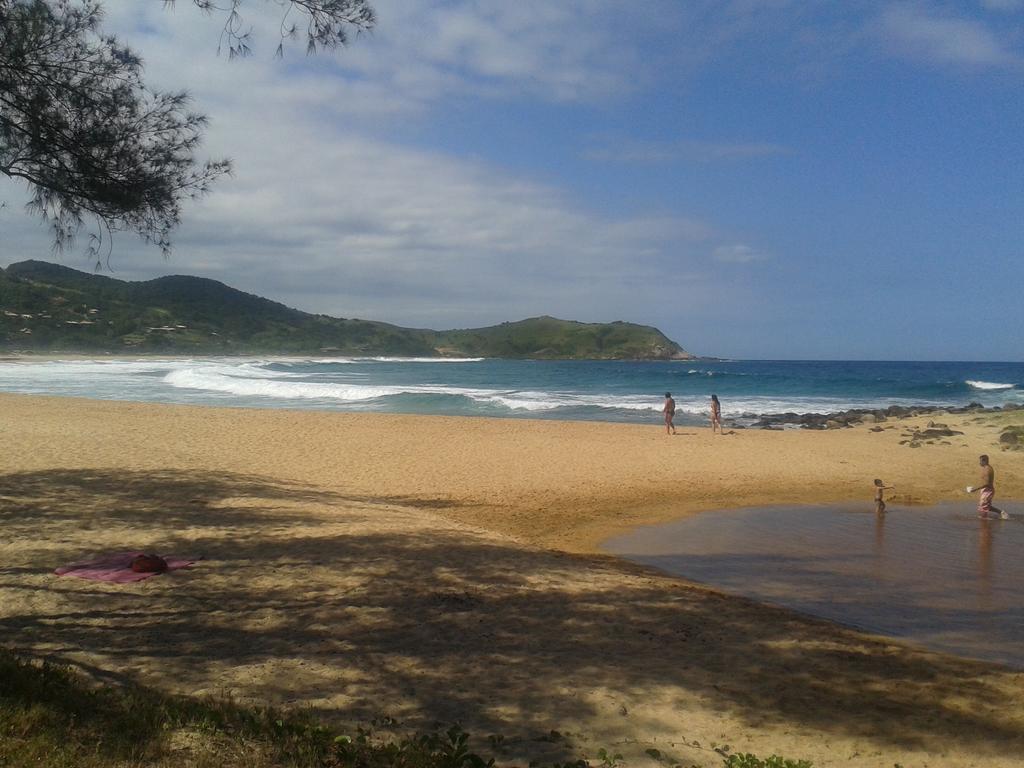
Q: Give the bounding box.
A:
[0,261,693,359]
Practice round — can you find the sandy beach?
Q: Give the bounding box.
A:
[2,392,1024,767]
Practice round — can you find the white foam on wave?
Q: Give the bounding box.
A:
[0,356,316,378]
[276,357,359,365]
[482,391,658,412]
[362,357,485,363]
[0,359,185,375]
[673,396,959,417]
[163,365,527,404]
[967,380,1015,391]
[165,368,430,401]
[166,365,951,416]
[275,356,484,365]
[163,367,662,411]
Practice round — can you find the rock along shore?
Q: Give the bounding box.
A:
[747,401,1022,431]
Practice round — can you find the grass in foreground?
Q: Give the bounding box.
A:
[0,649,809,768]
[0,648,338,768]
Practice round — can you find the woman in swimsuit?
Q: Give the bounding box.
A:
[710,394,722,434]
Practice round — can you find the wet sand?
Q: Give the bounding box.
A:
[2,392,1024,767]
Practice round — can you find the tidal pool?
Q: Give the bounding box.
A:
[604,502,1024,668]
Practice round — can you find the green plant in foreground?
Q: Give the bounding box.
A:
[595,747,625,768]
[724,752,813,768]
[329,725,495,768]
[1,648,813,768]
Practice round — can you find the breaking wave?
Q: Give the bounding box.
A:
[162,365,658,412]
[966,380,1015,391]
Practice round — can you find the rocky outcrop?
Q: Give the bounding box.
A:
[1000,426,1024,449]
[748,402,1021,430]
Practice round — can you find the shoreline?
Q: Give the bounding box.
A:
[3,392,1024,766]
[0,355,1021,432]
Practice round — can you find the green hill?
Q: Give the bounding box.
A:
[0,261,694,359]
[430,316,688,360]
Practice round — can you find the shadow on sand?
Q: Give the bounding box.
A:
[2,468,1022,762]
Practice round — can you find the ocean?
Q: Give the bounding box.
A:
[0,357,1020,425]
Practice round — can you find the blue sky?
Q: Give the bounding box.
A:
[1,0,1022,360]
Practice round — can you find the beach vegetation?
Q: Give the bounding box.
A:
[1,648,812,768]
[0,648,502,768]
[722,754,813,768]
[595,747,625,767]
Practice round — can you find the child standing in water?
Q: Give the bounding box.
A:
[710,394,722,434]
[873,479,893,514]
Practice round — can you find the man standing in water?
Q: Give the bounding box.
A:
[969,455,1008,520]
[663,392,676,435]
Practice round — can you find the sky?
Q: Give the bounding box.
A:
[1,0,1023,360]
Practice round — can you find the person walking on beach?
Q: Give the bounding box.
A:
[873,479,893,515]
[710,394,722,434]
[663,392,677,435]
[969,455,1007,520]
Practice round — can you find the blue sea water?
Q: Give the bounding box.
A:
[0,357,1021,424]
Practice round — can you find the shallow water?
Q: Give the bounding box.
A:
[604,502,1024,668]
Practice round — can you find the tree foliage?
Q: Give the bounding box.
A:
[175,0,376,59]
[0,0,374,259]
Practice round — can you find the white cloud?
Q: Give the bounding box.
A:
[123,0,664,110]
[877,4,1023,68]
[713,244,767,264]
[175,118,719,325]
[979,0,1024,12]
[584,137,792,164]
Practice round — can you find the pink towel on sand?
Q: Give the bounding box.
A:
[55,551,197,583]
